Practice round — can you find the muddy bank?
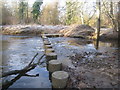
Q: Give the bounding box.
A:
[1,25,69,36]
[59,24,95,39]
[1,25,95,39]
[64,49,118,88]
[49,37,119,88]
[93,28,118,40]
[1,25,118,40]
[1,34,118,88]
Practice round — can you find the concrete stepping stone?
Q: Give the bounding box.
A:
[48,60,62,73]
[46,52,57,61]
[45,48,55,54]
[52,71,69,88]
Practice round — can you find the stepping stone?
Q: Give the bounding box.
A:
[43,39,49,42]
[45,48,55,54]
[46,53,57,61]
[41,34,47,38]
[44,34,64,37]
[43,37,48,41]
[52,71,69,88]
[44,41,51,45]
[48,60,62,73]
[45,45,53,49]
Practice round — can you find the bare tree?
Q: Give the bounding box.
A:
[118,1,120,38]
[40,2,59,25]
[102,0,118,32]
[96,0,101,40]
[96,0,101,49]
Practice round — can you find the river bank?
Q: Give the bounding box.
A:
[1,34,119,89]
[49,37,119,88]
[1,24,118,41]
[1,25,119,89]
[1,25,68,36]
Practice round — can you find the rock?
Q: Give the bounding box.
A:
[111,82,117,86]
[78,82,88,88]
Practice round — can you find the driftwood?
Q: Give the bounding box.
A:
[28,53,38,66]
[2,53,45,90]
[2,53,39,77]
[23,73,39,77]
[2,64,37,89]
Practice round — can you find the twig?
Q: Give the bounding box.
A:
[2,64,37,89]
[2,64,37,77]
[2,53,45,89]
[28,53,38,66]
[2,53,44,78]
[23,74,39,77]
[38,54,45,64]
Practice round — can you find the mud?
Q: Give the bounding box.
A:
[48,37,119,89]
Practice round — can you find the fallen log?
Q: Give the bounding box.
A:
[2,53,39,77]
[2,54,45,90]
[2,64,37,89]
[2,53,45,77]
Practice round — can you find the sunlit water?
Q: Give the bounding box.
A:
[0,35,118,88]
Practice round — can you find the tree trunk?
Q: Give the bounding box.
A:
[96,0,101,39]
[118,1,120,48]
[110,1,118,32]
[26,2,29,23]
[110,0,113,16]
[118,2,120,32]
[112,19,117,32]
[80,11,84,24]
[96,0,101,49]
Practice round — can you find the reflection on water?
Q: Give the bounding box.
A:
[49,37,118,52]
[93,39,118,50]
[1,35,51,88]
[9,66,51,88]
[49,37,118,63]
[93,40,118,54]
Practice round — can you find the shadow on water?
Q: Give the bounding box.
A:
[2,66,51,89]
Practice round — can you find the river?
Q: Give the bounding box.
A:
[0,35,118,89]
[0,35,51,88]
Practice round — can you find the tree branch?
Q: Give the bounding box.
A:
[2,53,45,77]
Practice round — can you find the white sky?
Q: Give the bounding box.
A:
[6,0,97,8]
[7,0,120,7]
[5,0,119,18]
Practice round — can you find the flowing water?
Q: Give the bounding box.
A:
[0,35,51,89]
[0,35,118,89]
